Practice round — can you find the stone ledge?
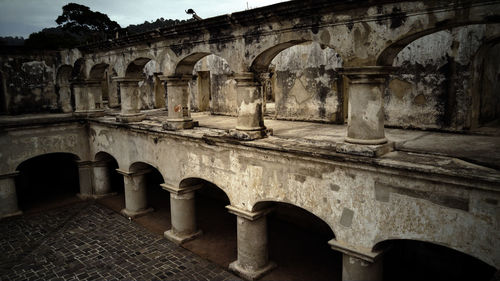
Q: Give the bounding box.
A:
[164,229,202,244]
[229,260,276,281]
[336,141,394,157]
[120,207,154,219]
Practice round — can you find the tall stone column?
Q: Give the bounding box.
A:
[76,161,94,199]
[230,72,270,140]
[161,183,202,244]
[92,160,116,199]
[72,80,105,117]
[226,205,276,280]
[161,75,194,130]
[116,169,153,219]
[339,67,396,145]
[0,172,22,218]
[113,77,146,123]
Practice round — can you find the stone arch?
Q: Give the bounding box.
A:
[72,58,86,80]
[372,239,497,280]
[175,52,212,76]
[56,65,74,113]
[250,40,309,73]
[93,151,123,195]
[124,57,163,109]
[125,57,157,78]
[179,177,231,203]
[129,161,164,179]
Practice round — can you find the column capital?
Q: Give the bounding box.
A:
[160,182,203,195]
[226,205,273,221]
[159,75,192,84]
[85,79,102,86]
[76,160,93,167]
[328,239,385,263]
[112,77,141,85]
[71,79,87,87]
[234,72,260,86]
[338,66,397,81]
[0,171,20,180]
[115,168,151,177]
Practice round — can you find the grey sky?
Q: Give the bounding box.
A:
[0,0,288,38]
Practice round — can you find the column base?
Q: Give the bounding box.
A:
[162,120,197,131]
[164,229,202,244]
[120,207,154,219]
[116,113,146,123]
[228,128,273,141]
[76,193,94,200]
[229,260,277,281]
[74,109,106,118]
[92,192,118,200]
[336,141,394,157]
[0,210,22,219]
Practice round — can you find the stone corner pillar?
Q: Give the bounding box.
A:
[72,80,105,118]
[76,161,94,200]
[339,66,396,145]
[91,160,117,199]
[226,205,276,280]
[328,239,384,281]
[113,77,146,123]
[160,75,195,131]
[229,72,272,141]
[0,172,22,219]
[161,182,203,244]
[116,168,153,219]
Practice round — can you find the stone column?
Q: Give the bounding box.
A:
[161,75,194,130]
[339,67,395,145]
[92,160,116,199]
[116,169,153,219]
[72,80,105,117]
[76,161,94,199]
[226,205,276,280]
[161,183,202,244]
[259,72,272,114]
[113,77,146,123]
[0,172,22,219]
[59,82,73,113]
[229,72,271,140]
[72,80,89,114]
[86,79,105,111]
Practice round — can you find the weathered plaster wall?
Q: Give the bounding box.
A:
[385,25,486,130]
[271,42,343,122]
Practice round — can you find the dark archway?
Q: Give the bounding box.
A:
[15,153,81,213]
[253,201,340,281]
[374,239,497,281]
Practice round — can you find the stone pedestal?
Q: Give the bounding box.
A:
[161,75,194,130]
[161,183,202,244]
[226,205,276,280]
[0,172,22,219]
[72,80,105,117]
[92,160,116,199]
[113,77,146,123]
[117,169,153,219]
[340,67,395,145]
[77,161,94,200]
[229,72,271,140]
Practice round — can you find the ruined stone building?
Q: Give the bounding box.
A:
[0,0,499,280]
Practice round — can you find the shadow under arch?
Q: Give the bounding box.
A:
[94,151,123,194]
[250,40,309,73]
[15,152,81,212]
[373,239,497,281]
[125,57,156,78]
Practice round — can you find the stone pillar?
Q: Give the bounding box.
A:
[161,183,202,244]
[59,82,73,113]
[92,160,116,199]
[116,169,153,218]
[230,72,270,140]
[113,77,146,123]
[226,205,276,280]
[259,72,272,114]
[340,67,395,145]
[0,172,22,218]
[161,75,194,130]
[76,161,94,199]
[72,80,105,117]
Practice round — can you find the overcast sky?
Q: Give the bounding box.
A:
[0,0,288,38]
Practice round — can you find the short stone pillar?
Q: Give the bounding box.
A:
[161,183,202,244]
[72,80,105,117]
[339,67,395,145]
[58,82,73,113]
[230,72,270,140]
[86,79,105,111]
[76,161,94,199]
[161,75,194,130]
[226,205,276,280]
[116,169,153,219]
[92,160,116,199]
[0,172,22,219]
[113,77,146,123]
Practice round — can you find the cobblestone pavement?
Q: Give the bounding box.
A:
[0,202,241,281]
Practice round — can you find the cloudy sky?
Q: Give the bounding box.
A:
[0,0,288,38]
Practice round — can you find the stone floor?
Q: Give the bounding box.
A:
[0,202,241,281]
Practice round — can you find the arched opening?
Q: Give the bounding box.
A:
[15,153,81,213]
[93,152,124,209]
[124,58,164,110]
[374,240,496,281]
[252,40,344,123]
[252,201,339,281]
[380,24,500,131]
[179,178,237,268]
[56,65,73,113]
